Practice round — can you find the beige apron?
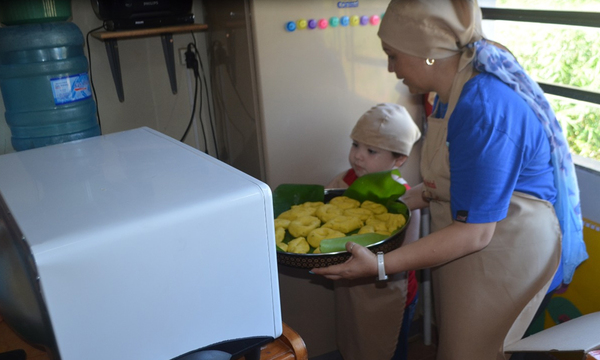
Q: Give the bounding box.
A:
[422,84,561,359]
[334,273,407,360]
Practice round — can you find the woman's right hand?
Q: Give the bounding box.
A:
[310,241,378,280]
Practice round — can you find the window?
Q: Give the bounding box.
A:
[481,1,600,167]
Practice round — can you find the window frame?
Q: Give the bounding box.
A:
[481,8,600,105]
[481,7,600,171]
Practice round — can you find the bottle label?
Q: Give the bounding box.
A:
[50,73,92,105]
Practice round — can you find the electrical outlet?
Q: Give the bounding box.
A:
[179,48,187,66]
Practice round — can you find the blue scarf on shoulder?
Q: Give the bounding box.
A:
[469,39,588,284]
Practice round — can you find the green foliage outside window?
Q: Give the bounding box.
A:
[492,0,600,160]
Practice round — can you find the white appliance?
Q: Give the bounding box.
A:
[0,127,282,360]
[205,1,423,356]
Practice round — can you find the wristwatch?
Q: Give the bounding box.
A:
[377,251,388,281]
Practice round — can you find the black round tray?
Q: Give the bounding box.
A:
[276,189,410,269]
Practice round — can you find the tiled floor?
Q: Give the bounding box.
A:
[311,335,437,360]
[406,336,437,360]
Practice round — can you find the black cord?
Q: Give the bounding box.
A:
[209,40,255,139]
[181,43,209,155]
[182,43,209,154]
[210,44,243,137]
[212,41,255,123]
[86,24,105,133]
[180,59,199,143]
[209,43,230,141]
[196,44,207,153]
[192,33,220,159]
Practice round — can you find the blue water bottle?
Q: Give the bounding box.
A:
[0,22,100,151]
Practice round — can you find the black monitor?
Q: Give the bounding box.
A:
[91,0,194,30]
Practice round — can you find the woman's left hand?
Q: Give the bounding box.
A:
[310,241,378,280]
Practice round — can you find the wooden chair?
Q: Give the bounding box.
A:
[249,322,308,360]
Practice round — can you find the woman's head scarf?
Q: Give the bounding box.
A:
[378,0,483,60]
[378,0,587,284]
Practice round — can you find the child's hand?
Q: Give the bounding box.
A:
[310,241,378,280]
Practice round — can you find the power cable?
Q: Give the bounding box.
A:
[192,33,220,159]
[208,40,256,143]
[85,24,106,133]
[181,43,208,154]
[212,41,255,123]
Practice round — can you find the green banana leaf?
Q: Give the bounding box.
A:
[343,169,407,204]
[273,183,324,218]
[319,233,388,253]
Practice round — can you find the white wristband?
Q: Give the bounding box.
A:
[377,252,388,281]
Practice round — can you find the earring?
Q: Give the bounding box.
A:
[426,58,435,66]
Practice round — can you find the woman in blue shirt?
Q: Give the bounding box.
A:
[313,1,587,359]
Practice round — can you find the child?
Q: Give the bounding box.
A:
[327,103,421,360]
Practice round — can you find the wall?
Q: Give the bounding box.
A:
[538,164,600,330]
[0,0,212,155]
